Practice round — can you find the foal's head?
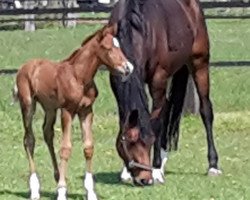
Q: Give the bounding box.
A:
[96,24,134,80]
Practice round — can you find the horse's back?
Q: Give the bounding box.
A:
[137,1,191,71]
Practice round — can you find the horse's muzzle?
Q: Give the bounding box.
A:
[133,177,153,186]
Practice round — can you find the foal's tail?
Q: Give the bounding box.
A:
[11,83,19,104]
[162,65,189,151]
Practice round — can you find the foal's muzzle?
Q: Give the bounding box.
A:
[120,61,134,82]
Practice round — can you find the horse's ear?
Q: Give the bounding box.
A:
[103,23,118,36]
[124,110,139,143]
[127,109,139,128]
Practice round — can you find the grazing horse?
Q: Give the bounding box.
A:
[109,0,222,186]
[15,24,133,200]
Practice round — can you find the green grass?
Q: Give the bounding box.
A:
[0,20,250,200]
[0,19,249,68]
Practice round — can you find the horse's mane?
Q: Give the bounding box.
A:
[110,0,152,140]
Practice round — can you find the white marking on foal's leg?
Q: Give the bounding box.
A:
[29,173,40,200]
[208,167,222,176]
[84,172,98,200]
[57,186,67,200]
[160,148,168,175]
[120,166,132,182]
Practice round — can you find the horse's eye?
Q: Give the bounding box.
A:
[113,37,120,48]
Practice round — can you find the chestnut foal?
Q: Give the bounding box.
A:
[15,24,133,200]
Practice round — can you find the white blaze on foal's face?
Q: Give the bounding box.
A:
[109,36,134,81]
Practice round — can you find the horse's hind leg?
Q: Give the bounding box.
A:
[42,109,59,182]
[19,96,40,199]
[191,54,221,176]
[78,106,98,200]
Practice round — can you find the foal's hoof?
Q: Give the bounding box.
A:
[86,191,98,200]
[57,186,67,200]
[208,168,222,176]
[30,196,40,200]
[152,169,165,184]
[29,173,40,200]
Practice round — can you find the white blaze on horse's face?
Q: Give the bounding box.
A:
[113,37,120,48]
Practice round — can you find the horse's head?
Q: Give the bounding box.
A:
[98,24,134,80]
[116,109,155,186]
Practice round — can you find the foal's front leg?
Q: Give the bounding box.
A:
[78,106,98,200]
[57,108,74,200]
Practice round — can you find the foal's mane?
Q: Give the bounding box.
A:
[62,26,105,63]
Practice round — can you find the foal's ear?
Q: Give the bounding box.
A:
[100,34,113,49]
[103,23,118,36]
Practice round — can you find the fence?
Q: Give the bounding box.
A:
[0,1,250,23]
[0,0,249,113]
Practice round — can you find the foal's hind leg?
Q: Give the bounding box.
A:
[20,97,40,199]
[78,106,98,200]
[57,108,74,200]
[43,109,59,182]
[191,56,221,176]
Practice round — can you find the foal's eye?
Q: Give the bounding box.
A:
[108,50,112,57]
[113,37,120,48]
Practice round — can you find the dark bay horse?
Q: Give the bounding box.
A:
[15,24,133,200]
[109,0,221,186]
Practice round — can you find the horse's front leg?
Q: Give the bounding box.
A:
[148,66,169,184]
[57,109,74,200]
[78,106,98,200]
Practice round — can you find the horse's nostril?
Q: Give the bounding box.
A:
[141,179,153,186]
[141,179,147,185]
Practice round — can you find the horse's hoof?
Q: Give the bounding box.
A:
[120,167,132,183]
[57,186,67,200]
[208,168,222,176]
[86,191,98,200]
[152,169,165,184]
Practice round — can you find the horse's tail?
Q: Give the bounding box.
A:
[163,65,189,151]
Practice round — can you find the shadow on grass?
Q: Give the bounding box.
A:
[166,170,207,176]
[79,171,134,187]
[0,189,84,200]
[79,170,206,187]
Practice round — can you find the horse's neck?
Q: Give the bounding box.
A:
[66,45,100,83]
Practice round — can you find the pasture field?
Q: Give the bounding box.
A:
[0,19,250,200]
